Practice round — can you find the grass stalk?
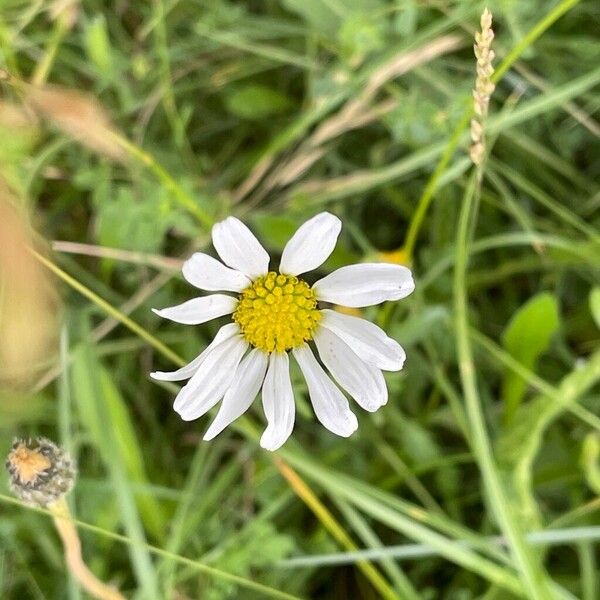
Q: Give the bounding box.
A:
[453,172,554,598]
[274,458,402,600]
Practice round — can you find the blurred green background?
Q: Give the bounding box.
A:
[1,0,599,598]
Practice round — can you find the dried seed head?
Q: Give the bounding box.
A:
[470,8,496,166]
[6,437,76,507]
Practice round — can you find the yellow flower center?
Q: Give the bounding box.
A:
[233,271,321,353]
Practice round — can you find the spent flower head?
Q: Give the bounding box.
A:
[6,437,76,507]
[152,212,414,450]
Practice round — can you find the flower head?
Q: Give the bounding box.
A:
[152,212,414,450]
[6,437,76,506]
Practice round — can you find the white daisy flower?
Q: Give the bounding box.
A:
[151,212,414,450]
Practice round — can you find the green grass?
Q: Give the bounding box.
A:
[1,0,599,598]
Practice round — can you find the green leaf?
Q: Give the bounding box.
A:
[84,15,113,78]
[225,84,292,121]
[338,12,385,65]
[501,292,560,422]
[590,287,600,329]
[581,433,600,495]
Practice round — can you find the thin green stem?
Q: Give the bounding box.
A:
[453,173,554,599]
[492,0,580,82]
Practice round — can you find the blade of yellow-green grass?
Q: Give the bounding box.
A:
[454,172,554,598]
[334,498,422,600]
[274,458,402,600]
[402,0,582,260]
[31,7,71,85]
[579,541,597,600]
[0,494,303,600]
[71,320,160,598]
[490,66,600,134]
[550,499,600,530]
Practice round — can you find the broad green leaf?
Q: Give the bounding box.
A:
[501,292,559,422]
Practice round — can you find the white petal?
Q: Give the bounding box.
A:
[260,352,295,451]
[313,263,415,307]
[150,323,239,381]
[279,212,342,276]
[314,327,387,412]
[174,335,248,420]
[212,216,270,279]
[320,309,405,371]
[203,349,268,440]
[292,344,358,437]
[182,253,250,292]
[152,294,237,325]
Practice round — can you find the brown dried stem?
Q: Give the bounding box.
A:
[50,498,126,600]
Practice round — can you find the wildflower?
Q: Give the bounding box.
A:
[152,212,414,450]
[6,437,75,507]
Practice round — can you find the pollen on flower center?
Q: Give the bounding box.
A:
[233,271,321,353]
